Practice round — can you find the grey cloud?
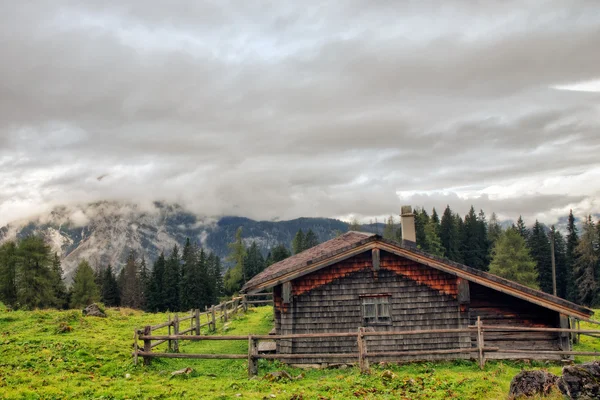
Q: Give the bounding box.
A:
[1,1,600,227]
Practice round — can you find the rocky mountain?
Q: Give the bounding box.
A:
[0,201,359,280]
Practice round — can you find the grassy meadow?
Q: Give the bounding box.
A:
[1,303,599,399]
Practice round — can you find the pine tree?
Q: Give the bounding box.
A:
[528,221,553,294]
[207,252,224,303]
[414,208,429,250]
[70,260,100,308]
[424,218,444,257]
[120,251,142,309]
[516,216,529,240]
[489,228,538,288]
[565,210,579,302]
[147,252,167,312]
[49,253,68,309]
[179,238,197,310]
[244,242,266,281]
[462,207,488,271]
[454,213,465,263]
[163,245,181,311]
[303,229,319,250]
[551,227,568,299]
[487,212,503,250]
[382,216,397,241]
[292,230,306,255]
[16,236,56,309]
[573,216,598,305]
[348,218,361,231]
[138,258,149,310]
[440,206,461,262]
[101,265,120,307]
[431,208,440,236]
[267,244,291,266]
[477,210,490,269]
[0,241,18,308]
[224,227,245,294]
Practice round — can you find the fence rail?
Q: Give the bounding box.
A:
[133,314,600,376]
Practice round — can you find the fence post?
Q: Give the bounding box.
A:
[168,314,172,351]
[224,302,229,322]
[211,305,216,331]
[195,309,200,334]
[174,314,180,353]
[242,295,248,312]
[576,319,581,345]
[133,329,139,365]
[143,325,152,366]
[476,316,485,369]
[357,327,369,373]
[248,336,258,377]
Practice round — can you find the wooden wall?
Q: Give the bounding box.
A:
[469,283,565,360]
[274,250,470,363]
[272,250,566,363]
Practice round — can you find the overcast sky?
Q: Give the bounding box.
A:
[1,1,599,227]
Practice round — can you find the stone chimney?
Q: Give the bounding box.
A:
[400,205,416,246]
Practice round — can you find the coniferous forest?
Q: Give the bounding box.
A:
[1,207,600,310]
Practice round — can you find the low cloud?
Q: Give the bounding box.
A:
[1,1,600,227]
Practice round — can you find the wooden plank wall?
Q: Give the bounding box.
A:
[274,251,470,363]
[468,283,564,359]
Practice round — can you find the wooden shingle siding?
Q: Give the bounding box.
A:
[273,251,470,363]
[469,282,564,359]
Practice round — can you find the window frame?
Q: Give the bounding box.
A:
[360,294,391,325]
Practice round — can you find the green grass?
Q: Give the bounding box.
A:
[1,306,599,399]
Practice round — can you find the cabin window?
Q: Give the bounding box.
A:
[361,295,391,324]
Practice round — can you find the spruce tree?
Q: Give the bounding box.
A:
[70,260,100,308]
[382,216,397,241]
[303,229,319,250]
[348,218,361,231]
[292,230,305,255]
[440,206,461,262]
[462,207,487,271]
[17,236,56,309]
[573,216,598,305]
[267,244,291,266]
[527,221,553,294]
[138,258,149,310]
[424,218,444,257]
[147,252,167,312]
[431,208,440,237]
[487,212,503,250]
[565,210,579,302]
[179,238,197,310]
[101,265,120,307]
[552,227,568,299]
[516,216,529,240]
[49,253,68,309]
[489,228,538,288]
[414,208,429,250]
[163,245,181,311]
[454,213,465,263]
[0,241,18,308]
[244,242,266,282]
[120,251,142,309]
[224,227,245,294]
[208,254,224,302]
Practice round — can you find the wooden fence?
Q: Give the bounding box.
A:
[133,293,273,362]
[134,315,600,377]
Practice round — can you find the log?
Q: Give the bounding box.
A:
[151,320,173,330]
[143,326,152,366]
[258,353,360,360]
[366,347,499,357]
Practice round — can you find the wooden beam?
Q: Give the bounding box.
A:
[457,278,470,304]
[372,248,380,271]
[282,281,292,304]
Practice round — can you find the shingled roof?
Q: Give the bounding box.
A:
[243,231,377,290]
[242,231,594,320]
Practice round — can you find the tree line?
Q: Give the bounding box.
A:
[222,227,320,294]
[375,205,600,306]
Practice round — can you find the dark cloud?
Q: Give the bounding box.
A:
[1,1,600,226]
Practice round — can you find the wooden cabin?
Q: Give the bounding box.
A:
[241,207,593,364]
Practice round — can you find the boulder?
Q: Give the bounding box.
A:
[558,361,600,400]
[83,303,106,318]
[508,370,559,399]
